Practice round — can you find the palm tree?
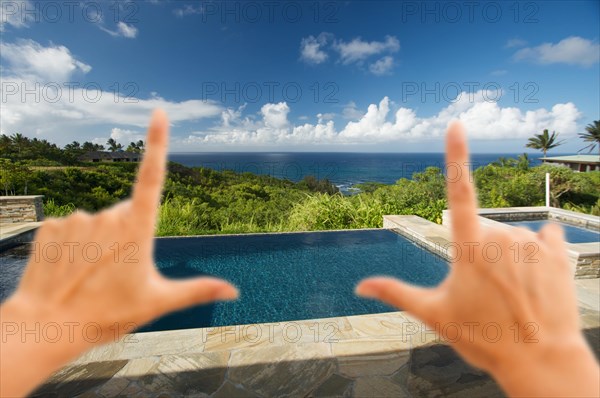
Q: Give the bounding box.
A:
[83,142,104,152]
[0,134,10,145]
[126,142,138,153]
[526,129,564,158]
[136,140,145,153]
[10,133,27,154]
[0,134,11,153]
[126,140,146,153]
[64,141,81,151]
[106,138,123,152]
[578,120,600,156]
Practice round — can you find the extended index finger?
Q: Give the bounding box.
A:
[445,121,480,244]
[132,109,169,227]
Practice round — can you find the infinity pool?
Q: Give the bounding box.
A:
[505,220,599,244]
[0,230,449,332]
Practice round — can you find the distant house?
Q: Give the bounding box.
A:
[79,151,141,163]
[541,155,600,172]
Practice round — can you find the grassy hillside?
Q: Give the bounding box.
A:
[1,137,598,236]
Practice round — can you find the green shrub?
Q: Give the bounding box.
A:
[43,199,76,217]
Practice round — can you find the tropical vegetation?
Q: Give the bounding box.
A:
[106,138,124,152]
[526,129,564,158]
[579,120,600,155]
[1,133,599,236]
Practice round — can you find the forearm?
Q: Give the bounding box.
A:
[1,334,67,397]
[493,336,600,397]
[0,299,86,397]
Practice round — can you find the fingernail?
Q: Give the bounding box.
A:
[215,285,239,301]
[355,284,377,299]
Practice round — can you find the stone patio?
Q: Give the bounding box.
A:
[31,293,600,398]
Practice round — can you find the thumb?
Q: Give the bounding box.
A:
[356,276,437,324]
[157,276,239,314]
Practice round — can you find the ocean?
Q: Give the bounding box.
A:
[169,152,544,194]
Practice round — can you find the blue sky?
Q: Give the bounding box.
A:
[0,0,599,153]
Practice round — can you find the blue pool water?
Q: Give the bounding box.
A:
[142,230,448,332]
[0,230,449,332]
[505,221,600,244]
[0,245,28,302]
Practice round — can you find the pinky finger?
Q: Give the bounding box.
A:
[538,222,570,267]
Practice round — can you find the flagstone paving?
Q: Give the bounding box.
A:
[23,211,600,397]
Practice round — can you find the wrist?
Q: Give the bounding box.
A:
[0,298,70,396]
[1,294,87,364]
[492,334,599,397]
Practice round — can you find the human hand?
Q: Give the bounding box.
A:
[0,110,238,397]
[356,122,599,397]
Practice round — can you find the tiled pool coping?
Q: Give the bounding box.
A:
[34,286,600,398]
[32,312,438,397]
[155,227,385,239]
[0,221,42,252]
[472,206,600,231]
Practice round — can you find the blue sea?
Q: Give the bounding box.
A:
[169,152,545,194]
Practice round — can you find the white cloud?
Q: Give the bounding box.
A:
[0,39,91,82]
[317,113,336,121]
[100,21,138,38]
[262,102,290,130]
[513,36,600,67]
[300,33,399,75]
[0,0,32,31]
[369,56,394,75]
[505,38,527,48]
[0,77,224,138]
[490,69,508,76]
[333,35,399,64]
[109,127,145,144]
[0,40,224,142]
[182,91,581,147]
[221,104,248,128]
[188,103,297,145]
[342,101,363,120]
[173,4,204,18]
[299,34,330,64]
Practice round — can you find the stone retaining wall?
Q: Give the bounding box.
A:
[575,253,600,279]
[0,196,44,223]
[477,211,547,222]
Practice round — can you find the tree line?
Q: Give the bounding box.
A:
[0,134,145,166]
[1,130,598,235]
